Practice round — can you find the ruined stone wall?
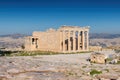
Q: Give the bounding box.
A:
[89,46,102,51]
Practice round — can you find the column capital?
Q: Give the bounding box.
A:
[82,30,85,32]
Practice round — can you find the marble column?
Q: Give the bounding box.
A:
[73,31,76,51]
[78,31,80,51]
[86,31,89,51]
[82,31,85,50]
[68,31,71,52]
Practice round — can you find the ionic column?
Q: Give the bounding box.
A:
[62,31,65,52]
[82,31,85,50]
[80,31,82,50]
[68,31,71,52]
[78,31,80,51]
[73,31,76,51]
[86,31,89,51]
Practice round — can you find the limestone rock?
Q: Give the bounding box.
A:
[90,52,106,64]
[7,68,20,74]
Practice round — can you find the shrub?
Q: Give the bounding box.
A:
[90,69,102,76]
[117,61,120,64]
[82,66,87,68]
[1,50,91,56]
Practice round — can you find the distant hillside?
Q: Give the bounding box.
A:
[89,33,120,47]
[0,34,29,39]
[0,34,29,49]
[90,33,120,39]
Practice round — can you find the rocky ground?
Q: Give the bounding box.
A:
[90,38,120,47]
[0,51,120,80]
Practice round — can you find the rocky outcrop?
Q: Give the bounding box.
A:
[90,52,106,64]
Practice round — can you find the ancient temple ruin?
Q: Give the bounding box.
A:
[25,26,90,52]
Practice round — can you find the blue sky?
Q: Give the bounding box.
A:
[0,0,120,35]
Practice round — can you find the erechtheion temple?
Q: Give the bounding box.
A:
[25,26,90,52]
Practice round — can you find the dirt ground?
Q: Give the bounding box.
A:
[0,51,120,80]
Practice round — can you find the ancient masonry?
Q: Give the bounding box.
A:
[25,26,90,52]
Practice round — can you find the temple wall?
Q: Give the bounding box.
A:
[32,31,61,52]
